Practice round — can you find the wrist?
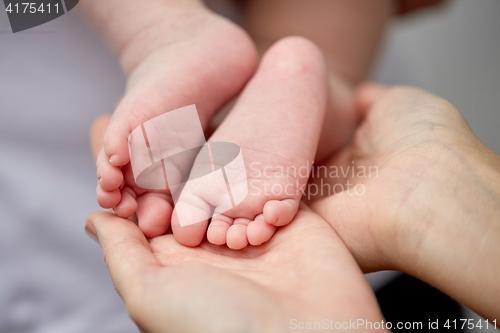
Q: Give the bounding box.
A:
[395,138,500,319]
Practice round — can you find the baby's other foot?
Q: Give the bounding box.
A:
[171,36,328,249]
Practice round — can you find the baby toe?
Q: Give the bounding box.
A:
[226,218,252,250]
[136,193,173,238]
[247,218,276,246]
[171,194,213,247]
[96,185,121,209]
[96,148,123,191]
[114,186,138,218]
[102,120,132,167]
[263,199,299,226]
[207,216,233,246]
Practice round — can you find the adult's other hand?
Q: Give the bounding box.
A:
[311,84,500,321]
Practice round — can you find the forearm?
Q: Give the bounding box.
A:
[78,0,206,73]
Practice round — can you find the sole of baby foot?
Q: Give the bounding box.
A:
[101,19,257,169]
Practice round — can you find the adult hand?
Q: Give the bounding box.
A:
[86,208,386,333]
[311,84,500,320]
[86,116,385,333]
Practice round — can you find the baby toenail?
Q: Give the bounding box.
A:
[109,155,118,165]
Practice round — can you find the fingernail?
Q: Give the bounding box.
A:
[85,224,99,243]
[109,155,118,165]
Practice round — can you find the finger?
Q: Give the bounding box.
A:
[354,82,388,119]
[90,114,112,161]
[356,85,469,136]
[86,211,161,299]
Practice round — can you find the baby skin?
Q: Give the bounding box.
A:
[97,37,327,249]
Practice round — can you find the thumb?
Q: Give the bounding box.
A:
[86,211,160,299]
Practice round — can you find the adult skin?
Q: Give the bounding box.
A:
[310,84,500,321]
[86,206,385,333]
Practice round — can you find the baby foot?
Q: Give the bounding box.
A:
[95,10,257,237]
[171,36,328,249]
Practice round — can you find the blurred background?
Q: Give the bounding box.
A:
[375,0,500,156]
[0,0,498,332]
